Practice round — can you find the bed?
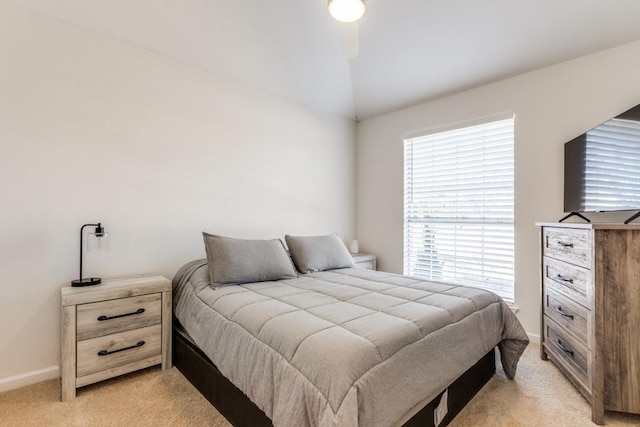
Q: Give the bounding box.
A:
[172,234,529,427]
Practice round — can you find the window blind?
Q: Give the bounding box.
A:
[403,117,515,302]
[584,118,640,211]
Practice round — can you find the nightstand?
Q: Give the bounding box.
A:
[60,275,172,401]
[351,253,377,270]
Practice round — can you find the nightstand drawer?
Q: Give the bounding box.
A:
[543,257,592,309]
[77,324,162,377]
[544,317,591,392]
[542,227,591,268]
[77,293,161,340]
[351,253,377,271]
[543,288,591,347]
[355,260,376,270]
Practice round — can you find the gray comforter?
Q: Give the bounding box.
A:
[173,260,528,427]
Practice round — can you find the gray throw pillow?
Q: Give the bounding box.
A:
[203,233,297,285]
[285,234,355,273]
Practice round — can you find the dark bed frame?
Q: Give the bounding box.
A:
[173,320,495,427]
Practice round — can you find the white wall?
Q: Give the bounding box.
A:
[356,40,640,337]
[0,3,356,389]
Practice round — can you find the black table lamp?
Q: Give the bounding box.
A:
[72,223,110,287]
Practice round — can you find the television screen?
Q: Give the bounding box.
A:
[564,104,640,213]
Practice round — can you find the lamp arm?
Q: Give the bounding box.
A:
[78,223,100,281]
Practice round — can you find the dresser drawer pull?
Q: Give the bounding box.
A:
[556,339,574,356]
[97,308,145,321]
[554,306,574,319]
[98,340,145,356]
[556,274,574,284]
[556,241,574,248]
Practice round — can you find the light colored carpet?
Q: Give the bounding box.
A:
[451,344,640,427]
[0,366,228,427]
[2,344,640,426]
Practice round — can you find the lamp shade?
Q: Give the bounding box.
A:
[328,0,366,23]
[88,229,111,252]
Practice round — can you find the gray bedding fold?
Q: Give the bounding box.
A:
[173,260,529,427]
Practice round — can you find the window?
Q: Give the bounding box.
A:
[403,116,515,301]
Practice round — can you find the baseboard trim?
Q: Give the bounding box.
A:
[527,332,540,345]
[0,366,59,393]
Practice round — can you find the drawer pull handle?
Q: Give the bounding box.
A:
[556,339,574,356]
[556,274,574,284]
[98,340,145,356]
[557,241,574,248]
[97,308,145,321]
[555,306,574,319]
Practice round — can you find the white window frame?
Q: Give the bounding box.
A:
[403,115,515,302]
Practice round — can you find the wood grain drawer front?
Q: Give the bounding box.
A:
[543,227,591,268]
[77,324,162,377]
[544,317,591,391]
[355,260,376,270]
[77,293,161,341]
[543,257,592,309]
[543,288,591,347]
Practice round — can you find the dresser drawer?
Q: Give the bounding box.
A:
[543,288,591,347]
[77,293,161,340]
[77,324,162,377]
[542,227,591,268]
[543,257,592,309]
[544,317,591,392]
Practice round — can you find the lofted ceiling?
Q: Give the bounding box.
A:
[13,0,640,120]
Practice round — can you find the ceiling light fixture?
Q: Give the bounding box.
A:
[328,0,366,23]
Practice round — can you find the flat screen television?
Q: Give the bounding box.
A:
[563,104,640,223]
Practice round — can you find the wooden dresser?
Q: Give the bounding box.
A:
[537,223,640,424]
[61,275,172,401]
